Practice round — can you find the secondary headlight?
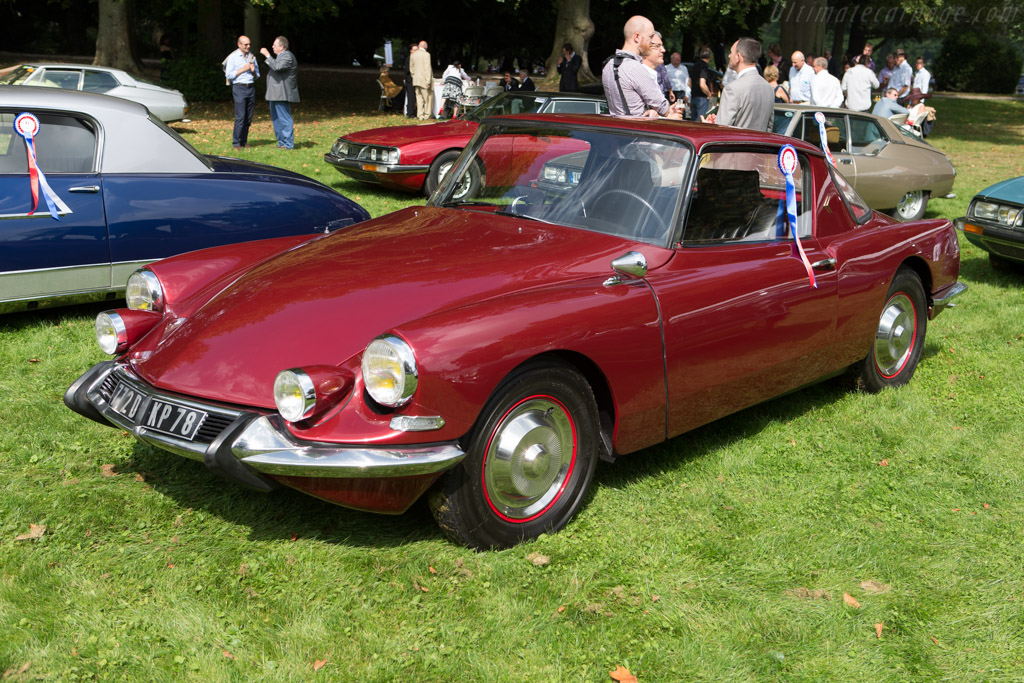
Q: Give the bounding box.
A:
[274,369,317,422]
[126,269,163,312]
[334,140,350,156]
[361,335,418,407]
[95,311,127,355]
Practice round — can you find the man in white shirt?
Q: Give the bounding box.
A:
[910,57,932,105]
[810,57,843,108]
[841,57,879,111]
[788,51,814,103]
[665,52,690,107]
[889,49,913,101]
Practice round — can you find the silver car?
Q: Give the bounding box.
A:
[0,63,188,122]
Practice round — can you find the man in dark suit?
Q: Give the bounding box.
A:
[557,43,582,92]
[518,69,536,91]
[501,71,519,91]
[706,37,773,131]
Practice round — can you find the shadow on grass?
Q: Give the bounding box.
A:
[930,98,1024,147]
[0,300,114,332]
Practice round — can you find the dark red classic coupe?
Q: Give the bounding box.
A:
[67,114,965,549]
[324,90,607,198]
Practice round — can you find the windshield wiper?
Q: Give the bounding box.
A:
[440,200,496,208]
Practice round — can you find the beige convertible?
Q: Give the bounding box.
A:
[773,105,955,221]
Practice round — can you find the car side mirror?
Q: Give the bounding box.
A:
[604,251,647,287]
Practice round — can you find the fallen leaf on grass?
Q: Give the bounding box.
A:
[527,552,550,566]
[843,593,861,609]
[930,636,940,645]
[28,358,40,363]
[651,595,660,602]
[15,524,45,541]
[860,580,891,594]
[222,650,236,659]
[414,581,428,593]
[290,533,298,541]
[984,503,991,509]
[609,665,638,682]
[428,565,437,574]
[100,464,117,477]
[313,658,327,671]
[557,605,566,613]
[878,459,888,466]
[875,622,884,638]
[786,587,829,600]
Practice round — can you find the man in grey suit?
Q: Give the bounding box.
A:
[260,36,299,149]
[706,37,773,132]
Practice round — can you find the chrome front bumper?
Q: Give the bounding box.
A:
[930,281,967,319]
[322,153,429,176]
[65,362,466,490]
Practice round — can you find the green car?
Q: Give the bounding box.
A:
[956,176,1024,270]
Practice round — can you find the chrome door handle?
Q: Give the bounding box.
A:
[69,185,100,193]
[839,158,853,165]
[811,258,837,271]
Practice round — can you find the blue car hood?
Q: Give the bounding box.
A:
[977,176,1024,204]
[206,155,312,182]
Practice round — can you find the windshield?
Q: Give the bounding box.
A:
[0,66,35,85]
[463,92,550,121]
[431,122,692,247]
[772,110,795,135]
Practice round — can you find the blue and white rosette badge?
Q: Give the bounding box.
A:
[14,112,67,221]
[777,144,816,288]
[814,112,836,167]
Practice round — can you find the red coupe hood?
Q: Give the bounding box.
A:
[345,119,479,146]
[133,207,664,407]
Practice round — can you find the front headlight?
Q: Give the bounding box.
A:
[274,369,317,422]
[126,270,163,312]
[334,140,350,156]
[361,335,418,407]
[972,200,1023,227]
[95,312,127,355]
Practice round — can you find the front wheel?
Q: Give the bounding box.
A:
[429,361,599,550]
[853,268,927,392]
[889,190,928,221]
[424,150,479,200]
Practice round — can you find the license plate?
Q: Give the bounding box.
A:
[108,382,207,441]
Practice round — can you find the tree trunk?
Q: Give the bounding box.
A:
[244,1,261,53]
[197,0,224,63]
[93,0,142,72]
[779,0,826,59]
[544,0,595,86]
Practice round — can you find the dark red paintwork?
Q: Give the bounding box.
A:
[108,114,960,513]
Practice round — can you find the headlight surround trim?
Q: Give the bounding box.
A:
[126,269,164,312]
[361,334,418,408]
[95,311,128,355]
[274,369,318,422]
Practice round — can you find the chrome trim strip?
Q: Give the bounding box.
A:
[0,288,122,314]
[232,415,465,478]
[0,263,112,302]
[930,281,967,319]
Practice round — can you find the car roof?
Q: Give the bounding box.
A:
[18,63,128,76]
[482,112,823,154]
[0,84,148,118]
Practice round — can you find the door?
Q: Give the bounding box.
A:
[800,112,856,184]
[0,110,108,301]
[650,147,839,438]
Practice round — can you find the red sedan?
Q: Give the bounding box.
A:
[324,90,607,198]
[67,114,965,549]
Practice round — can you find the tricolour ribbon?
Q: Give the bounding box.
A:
[814,112,836,168]
[14,112,64,221]
[778,144,816,288]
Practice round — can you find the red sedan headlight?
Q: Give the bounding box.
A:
[94,309,163,355]
[273,366,354,423]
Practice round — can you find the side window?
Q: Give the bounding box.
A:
[548,100,601,114]
[39,69,82,90]
[848,116,889,155]
[801,113,848,154]
[0,112,97,174]
[83,71,119,93]
[682,149,810,244]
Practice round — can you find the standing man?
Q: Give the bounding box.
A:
[705,37,773,131]
[403,44,418,119]
[810,56,843,108]
[666,51,690,111]
[518,69,536,91]
[225,35,259,149]
[878,53,896,90]
[889,49,913,102]
[260,36,299,149]
[842,56,879,111]
[788,51,814,104]
[557,43,582,92]
[601,15,682,118]
[910,56,931,105]
[856,42,876,71]
[688,47,714,121]
[766,43,791,85]
[411,40,434,121]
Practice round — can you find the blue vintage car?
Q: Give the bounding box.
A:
[956,176,1024,270]
[0,86,370,313]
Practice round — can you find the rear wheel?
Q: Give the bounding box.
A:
[429,361,599,550]
[889,190,928,221]
[854,268,927,392]
[424,150,479,200]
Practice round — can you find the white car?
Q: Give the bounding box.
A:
[0,63,188,122]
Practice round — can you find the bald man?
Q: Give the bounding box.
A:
[601,15,682,118]
[225,35,260,148]
[788,51,814,104]
[410,40,434,120]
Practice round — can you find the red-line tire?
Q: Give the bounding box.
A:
[854,268,927,392]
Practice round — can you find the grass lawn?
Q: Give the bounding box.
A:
[2,77,1024,680]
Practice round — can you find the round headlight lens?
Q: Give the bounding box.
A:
[274,369,317,422]
[126,270,163,312]
[95,312,126,355]
[361,335,418,407]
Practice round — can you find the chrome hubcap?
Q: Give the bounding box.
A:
[896,191,923,220]
[483,397,576,521]
[438,160,472,199]
[874,293,916,377]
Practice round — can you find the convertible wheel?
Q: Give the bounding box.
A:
[889,190,928,221]
[425,150,480,200]
[429,361,599,550]
[854,268,927,392]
